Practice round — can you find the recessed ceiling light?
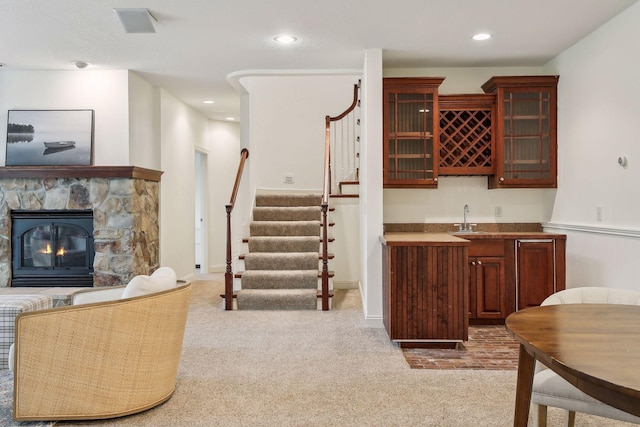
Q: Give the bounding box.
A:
[203,100,215,104]
[274,34,297,45]
[73,61,90,69]
[472,33,492,41]
[226,117,235,121]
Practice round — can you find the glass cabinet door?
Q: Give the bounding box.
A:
[383,78,444,188]
[482,76,558,189]
[502,89,552,181]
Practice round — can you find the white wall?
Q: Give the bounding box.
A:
[361,49,384,326]
[239,74,361,192]
[234,72,364,297]
[207,120,241,272]
[0,70,130,166]
[331,197,361,288]
[0,70,219,281]
[159,89,210,279]
[382,66,555,226]
[544,1,640,290]
[384,177,554,224]
[128,71,161,170]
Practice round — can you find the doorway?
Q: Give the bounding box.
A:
[194,149,209,274]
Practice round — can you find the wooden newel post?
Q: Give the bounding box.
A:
[223,148,249,311]
[321,204,330,311]
[224,204,234,310]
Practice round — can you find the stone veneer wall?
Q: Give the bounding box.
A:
[0,177,160,287]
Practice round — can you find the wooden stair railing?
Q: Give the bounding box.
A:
[224,148,249,310]
[327,81,361,194]
[321,82,360,310]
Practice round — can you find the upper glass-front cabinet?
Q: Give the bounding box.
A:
[482,76,559,188]
[383,78,444,188]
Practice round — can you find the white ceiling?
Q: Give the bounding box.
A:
[1,0,637,121]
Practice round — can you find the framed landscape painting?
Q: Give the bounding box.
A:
[5,109,94,166]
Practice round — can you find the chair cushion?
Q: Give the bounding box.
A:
[532,369,640,423]
[121,267,177,299]
[542,287,640,306]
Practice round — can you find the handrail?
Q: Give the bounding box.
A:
[320,83,359,310]
[322,82,359,204]
[329,83,359,122]
[224,148,249,310]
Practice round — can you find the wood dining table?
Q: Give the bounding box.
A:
[505,304,640,426]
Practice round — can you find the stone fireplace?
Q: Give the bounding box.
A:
[0,166,163,288]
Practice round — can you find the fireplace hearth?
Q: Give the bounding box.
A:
[11,210,94,286]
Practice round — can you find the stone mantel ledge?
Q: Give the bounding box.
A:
[0,166,163,182]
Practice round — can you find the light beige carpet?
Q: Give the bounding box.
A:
[55,279,636,427]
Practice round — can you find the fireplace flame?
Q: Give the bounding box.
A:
[43,244,52,254]
[56,247,66,256]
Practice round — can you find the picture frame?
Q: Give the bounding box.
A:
[6,109,94,166]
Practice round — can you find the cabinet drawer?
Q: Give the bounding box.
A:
[468,239,505,257]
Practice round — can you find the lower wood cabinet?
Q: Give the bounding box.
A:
[382,237,468,346]
[469,256,506,320]
[467,239,510,323]
[467,235,566,324]
[516,239,566,310]
[381,232,566,337]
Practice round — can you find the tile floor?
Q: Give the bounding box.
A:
[402,325,520,370]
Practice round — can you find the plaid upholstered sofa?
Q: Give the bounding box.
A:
[10,268,191,421]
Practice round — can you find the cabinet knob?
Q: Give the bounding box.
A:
[434,177,438,182]
[499,177,505,182]
[471,261,476,266]
[477,261,482,265]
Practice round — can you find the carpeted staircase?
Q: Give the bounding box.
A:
[236,192,330,310]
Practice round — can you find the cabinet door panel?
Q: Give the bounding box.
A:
[517,241,555,310]
[468,260,478,318]
[476,257,506,318]
[482,75,558,188]
[383,78,444,188]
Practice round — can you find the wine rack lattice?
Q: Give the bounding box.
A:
[439,109,493,174]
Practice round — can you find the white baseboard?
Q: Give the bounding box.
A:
[333,280,359,289]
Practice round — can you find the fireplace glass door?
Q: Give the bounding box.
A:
[11,210,94,286]
[24,224,90,268]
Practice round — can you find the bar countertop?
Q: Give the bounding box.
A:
[380,230,567,246]
[380,232,469,246]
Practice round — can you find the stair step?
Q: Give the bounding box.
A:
[247,236,320,253]
[240,253,334,261]
[243,252,320,270]
[250,221,320,237]
[255,193,322,207]
[236,191,334,311]
[240,270,318,290]
[243,237,335,243]
[253,206,321,221]
[236,289,318,310]
[235,270,335,279]
[330,193,359,199]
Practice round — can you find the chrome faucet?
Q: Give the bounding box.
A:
[454,204,476,232]
[463,204,469,229]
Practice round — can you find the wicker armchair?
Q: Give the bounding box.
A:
[11,280,192,421]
